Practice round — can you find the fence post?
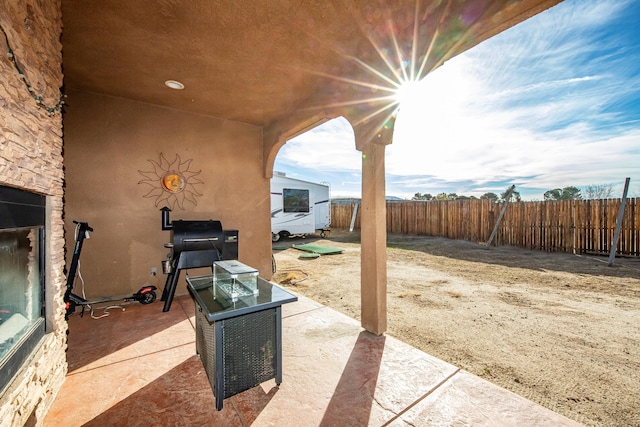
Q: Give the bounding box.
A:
[608,178,631,266]
[486,185,515,247]
[350,203,359,232]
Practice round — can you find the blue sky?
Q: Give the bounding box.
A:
[274,0,640,201]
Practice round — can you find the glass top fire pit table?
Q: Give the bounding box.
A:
[186,262,298,411]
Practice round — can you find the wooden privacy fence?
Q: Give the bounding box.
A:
[331,198,640,256]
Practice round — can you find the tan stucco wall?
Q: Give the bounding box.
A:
[63,90,272,299]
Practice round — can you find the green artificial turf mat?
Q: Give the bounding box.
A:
[292,244,343,255]
[298,252,321,259]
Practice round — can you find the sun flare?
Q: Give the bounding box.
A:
[393,79,425,111]
[298,2,464,131]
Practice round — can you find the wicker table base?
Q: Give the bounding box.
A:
[188,275,296,411]
[195,305,282,410]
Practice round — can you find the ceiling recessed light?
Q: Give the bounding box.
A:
[165,80,184,90]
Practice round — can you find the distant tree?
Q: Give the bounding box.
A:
[544,186,582,200]
[418,192,478,200]
[500,187,521,202]
[412,192,433,201]
[583,184,614,199]
[480,192,499,202]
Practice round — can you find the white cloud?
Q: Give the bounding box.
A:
[277,118,360,172]
[385,0,640,190]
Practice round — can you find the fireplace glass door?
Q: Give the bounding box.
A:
[0,228,43,360]
[0,185,45,392]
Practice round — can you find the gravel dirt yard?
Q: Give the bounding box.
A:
[271,229,640,427]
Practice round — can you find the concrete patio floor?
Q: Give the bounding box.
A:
[44,289,582,426]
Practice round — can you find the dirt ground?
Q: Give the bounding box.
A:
[271,229,640,427]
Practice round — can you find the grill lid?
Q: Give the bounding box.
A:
[171,220,224,254]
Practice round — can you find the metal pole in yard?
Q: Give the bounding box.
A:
[608,177,631,267]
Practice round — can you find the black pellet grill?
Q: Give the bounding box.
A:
[160,207,238,312]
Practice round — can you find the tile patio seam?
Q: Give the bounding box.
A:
[65,341,196,376]
[282,304,331,319]
[379,367,462,427]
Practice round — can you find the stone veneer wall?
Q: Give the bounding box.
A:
[0,1,67,426]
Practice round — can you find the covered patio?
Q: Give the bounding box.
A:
[44,293,580,426]
[57,0,565,336]
[2,0,571,424]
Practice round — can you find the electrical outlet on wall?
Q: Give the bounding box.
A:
[151,267,157,275]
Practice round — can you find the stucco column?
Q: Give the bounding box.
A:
[359,141,388,335]
[351,112,395,335]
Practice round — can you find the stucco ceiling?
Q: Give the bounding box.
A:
[61,0,562,128]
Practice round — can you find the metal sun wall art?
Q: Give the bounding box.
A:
[138,153,203,210]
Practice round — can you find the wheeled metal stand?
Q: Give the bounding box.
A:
[160,249,220,312]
